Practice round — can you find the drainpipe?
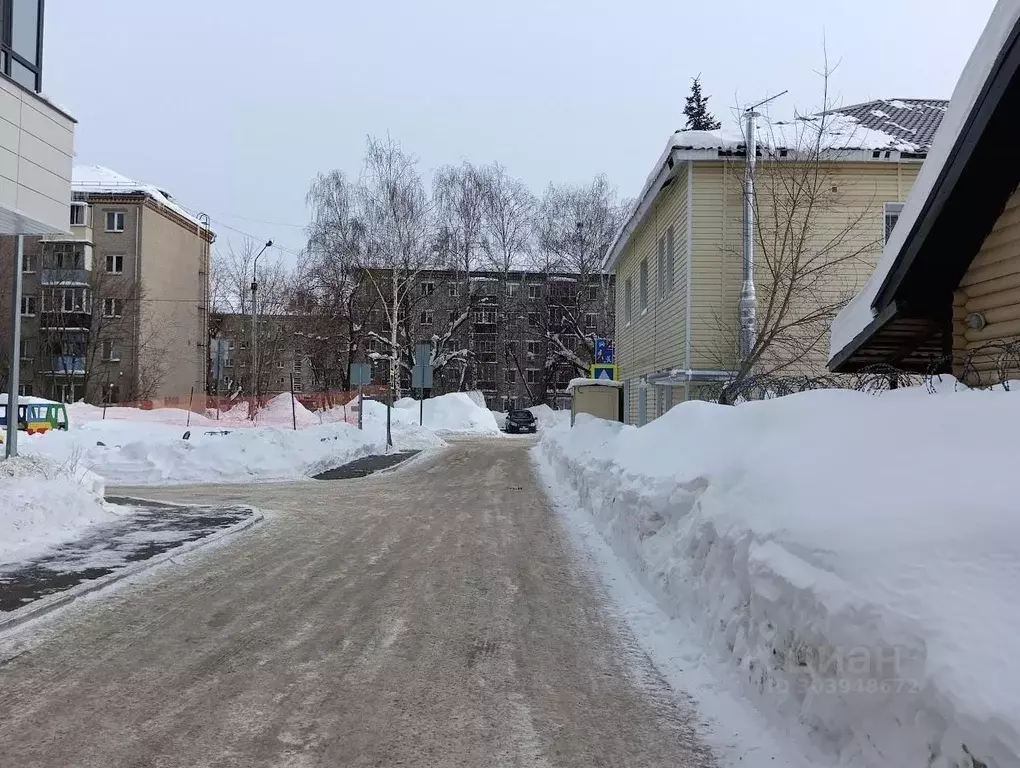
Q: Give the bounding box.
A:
[739,109,758,363]
[5,236,24,457]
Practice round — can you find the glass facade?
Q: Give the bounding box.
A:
[0,0,43,92]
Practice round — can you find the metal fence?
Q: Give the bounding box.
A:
[697,340,1020,404]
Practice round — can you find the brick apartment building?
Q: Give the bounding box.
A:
[1,165,214,403]
[210,268,615,410]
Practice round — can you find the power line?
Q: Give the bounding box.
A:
[170,198,305,258]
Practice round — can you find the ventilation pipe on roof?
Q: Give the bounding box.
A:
[739,109,759,363]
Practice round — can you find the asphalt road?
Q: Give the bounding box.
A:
[0,438,715,767]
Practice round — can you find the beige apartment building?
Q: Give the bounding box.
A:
[3,165,214,403]
[606,99,943,424]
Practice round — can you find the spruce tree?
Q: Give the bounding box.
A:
[683,76,722,131]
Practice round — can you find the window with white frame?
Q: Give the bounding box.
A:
[106,254,124,274]
[527,284,539,299]
[101,340,120,361]
[587,284,597,301]
[526,368,538,383]
[421,281,435,296]
[105,211,125,233]
[70,203,88,227]
[420,309,433,325]
[293,377,303,392]
[293,359,302,372]
[624,277,633,322]
[19,338,32,360]
[884,202,905,243]
[585,312,596,329]
[665,226,675,293]
[528,312,538,327]
[527,340,539,356]
[639,259,649,309]
[22,252,34,273]
[506,368,517,383]
[102,298,124,318]
[448,283,458,297]
[448,310,458,324]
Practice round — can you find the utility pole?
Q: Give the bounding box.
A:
[5,236,24,458]
[249,239,273,413]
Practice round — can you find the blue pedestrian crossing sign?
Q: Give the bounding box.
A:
[594,338,615,364]
[589,363,619,381]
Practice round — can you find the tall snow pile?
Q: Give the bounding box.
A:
[528,403,569,428]
[360,399,447,449]
[536,384,1020,768]
[393,392,500,434]
[0,455,118,566]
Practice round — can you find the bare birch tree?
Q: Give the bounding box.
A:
[712,65,882,402]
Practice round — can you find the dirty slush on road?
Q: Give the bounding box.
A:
[0,438,715,767]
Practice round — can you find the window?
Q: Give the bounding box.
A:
[293,360,302,373]
[587,284,597,301]
[526,369,538,383]
[277,360,286,369]
[585,312,597,329]
[658,235,667,298]
[102,298,124,318]
[19,338,32,359]
[528,285,539,299]
[528,312,538,327]
[293,377,303,393]
[105,211,125,232]
[666,226,675,293]
[420,309,433,326]
[101,341,120,361]
[639,259,649,309]
[1,0,43,92]
[507,283,519,298]
[106,254,124,274]
[225,358,234,369]
[20,295,36,316]
[624,277,633,322]
[473,309,496,324]
[47,242,85,269]
[884,202,905,243]
[527,341,539,356]
[448,283,458,297]
[506,368,517,383]
[421,281,435,296]
[21,252,34,273]
[70,203,87,227]
[18,383,32,397]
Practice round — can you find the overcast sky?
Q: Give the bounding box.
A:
[44,0,996,262]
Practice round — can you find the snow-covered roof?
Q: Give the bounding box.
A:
[829,0,1020,362]
[72,165,210,231]
[824,99,948,153]
[566,377,623,392]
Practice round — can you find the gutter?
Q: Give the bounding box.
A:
[604,150,679,271]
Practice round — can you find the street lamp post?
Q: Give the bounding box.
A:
[249,239,273,411]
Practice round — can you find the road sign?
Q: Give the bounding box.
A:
[349,363,372,386]
[594,338,615,364]
[589,363,619,381]
[412,342,433,389]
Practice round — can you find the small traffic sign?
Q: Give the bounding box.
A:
[589,363,619,381]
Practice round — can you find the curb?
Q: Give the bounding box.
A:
[0,503,264,635]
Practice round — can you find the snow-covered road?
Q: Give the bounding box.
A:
[0,437,715,767]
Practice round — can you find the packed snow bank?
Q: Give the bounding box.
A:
[393,392,500,434]
[0,455,118,566]
[536,386,1020,768]
[360,399,447,450]
[528,403,569,428]
[20,419,382,485]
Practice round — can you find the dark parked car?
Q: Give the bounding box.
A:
[505,409,537,434]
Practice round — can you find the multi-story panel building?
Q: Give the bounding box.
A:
[358,268,615,410]
[3,165,214,402]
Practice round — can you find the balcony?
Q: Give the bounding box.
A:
[42,356,85,375]
[39,311,92,330]
[41,268,90,285]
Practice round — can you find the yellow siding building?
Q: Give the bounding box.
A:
[609,99,944,424]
